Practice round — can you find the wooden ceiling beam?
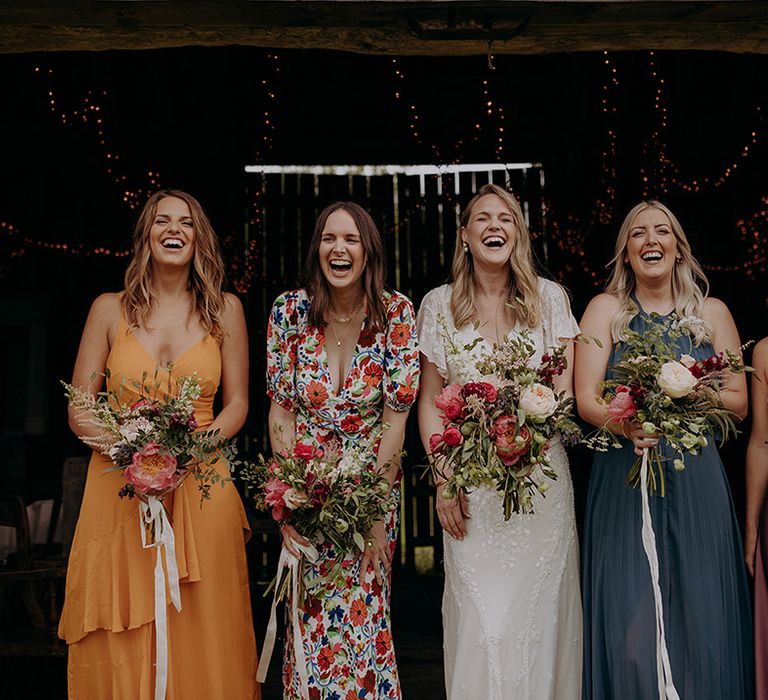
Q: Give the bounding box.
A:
[0,1,766,55]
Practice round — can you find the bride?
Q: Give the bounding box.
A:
[417,184,582,699]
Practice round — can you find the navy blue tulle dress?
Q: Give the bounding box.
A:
[582,309,753,700]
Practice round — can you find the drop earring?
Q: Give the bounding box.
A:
[463,241,469,254]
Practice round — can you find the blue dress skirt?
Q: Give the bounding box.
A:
[581,311,752,699]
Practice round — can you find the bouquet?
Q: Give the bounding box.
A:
[241,440,396,598]
[63,367,237,503]
[585,316,750,494]
[429,329,581,519]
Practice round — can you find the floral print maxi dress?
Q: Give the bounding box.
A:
[266,288,420,700]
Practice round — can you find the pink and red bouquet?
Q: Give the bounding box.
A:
[585,316,750,494]
[430,330,580,518]
[63,368,236,502]
[242,440,396,595]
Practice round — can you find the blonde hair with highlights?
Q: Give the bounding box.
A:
[450,183,541,329]
[605,200,710,345]
[122,189,226,340]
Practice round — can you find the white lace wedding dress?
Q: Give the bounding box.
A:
[417,279,583,700]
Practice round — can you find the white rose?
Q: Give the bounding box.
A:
[519,383,558,418]
[679,354,696,369]
[283,487,308,510]
[657,361,698,399]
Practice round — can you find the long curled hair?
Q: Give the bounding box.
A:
[605,200,710,344]
[450,183,541,329]
[122,189,226,340]
[303,202,387,332]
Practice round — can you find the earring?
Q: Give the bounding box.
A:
[463,242,469,254]
[676,256,683,263]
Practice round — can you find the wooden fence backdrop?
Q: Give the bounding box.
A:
[243,163,546,581]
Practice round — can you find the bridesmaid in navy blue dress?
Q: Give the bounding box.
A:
[575,201,752,699]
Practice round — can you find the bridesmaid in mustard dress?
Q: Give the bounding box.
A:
[59,190,260,699]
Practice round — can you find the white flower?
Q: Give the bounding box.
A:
[519,383,558,418]
[118,417,155,442]
[283,488,308,510]
[679,354,696,369]
[657,361,698,399]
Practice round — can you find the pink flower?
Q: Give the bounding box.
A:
[264,477,290,506]
[443,426,464,447]
[124,442,179,496]
[429,433,444,453]
[607,387,637,422]
[492,416,532,467]
[293,442,322,462]
[434,384,465,422]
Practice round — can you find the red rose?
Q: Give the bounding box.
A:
[429,433,444,453]
[461,381,498,403]
[443,426,464,447]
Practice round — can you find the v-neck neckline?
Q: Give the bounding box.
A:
[319,319,365,398]
[122,317,210,368]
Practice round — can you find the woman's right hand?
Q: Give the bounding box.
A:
[281,523,311,558]
[620,421,660,456]
[436,484,470,541]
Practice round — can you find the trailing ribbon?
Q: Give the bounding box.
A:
[639,448,680,700]
[139,496,182,700]
[257,541,320,699]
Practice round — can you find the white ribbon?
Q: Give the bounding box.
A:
[139,496,182,700]
[639,448,680,700]
[257,541,319,699]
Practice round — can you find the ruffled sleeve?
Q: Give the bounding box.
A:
[382,292,421,411]
[265,290,303,411]
[539,279,580,350]
[415,286,450,380]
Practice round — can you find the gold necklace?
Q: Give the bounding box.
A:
[328,299,365,347]
[329,297,365,324]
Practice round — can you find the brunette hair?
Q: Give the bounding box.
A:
[122,189,226,340]
[303,202,387,332]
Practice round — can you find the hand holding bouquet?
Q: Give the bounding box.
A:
[585,316,750,494]
[429,330,580,518]
[63,367,237,502]
[242,440,396,597]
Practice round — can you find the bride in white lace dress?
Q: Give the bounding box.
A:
[417,184,582,700]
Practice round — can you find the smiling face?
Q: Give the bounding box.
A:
[317,208,367,291]
[625,206,679,283]
[461,194,516,269]
[149,196,195,267]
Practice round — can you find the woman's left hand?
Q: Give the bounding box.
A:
[359,520,391,586]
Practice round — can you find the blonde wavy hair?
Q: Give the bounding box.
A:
[605,200,710,345]
[450,183,541,329]
[122,189,226,340]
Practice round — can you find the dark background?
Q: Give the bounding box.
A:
[0,45,766,698]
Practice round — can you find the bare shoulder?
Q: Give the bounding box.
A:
[582,293,620,319]
[221,292,246,329]
[753,336,768,368]
[701,296,732,324]
[88,292,121,325]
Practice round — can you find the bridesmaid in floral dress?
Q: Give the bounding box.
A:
[265,201,420,699]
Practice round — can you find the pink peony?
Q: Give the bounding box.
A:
[607,387,637,422]
[434,384,465,422]
[429,433,444,453]
[443,426,464,447]
[492,416,532,467]
[124,442,179,496]
[293,442,322,462]
[264,477,290,522]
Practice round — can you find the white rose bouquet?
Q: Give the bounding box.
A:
[585,316,750,494]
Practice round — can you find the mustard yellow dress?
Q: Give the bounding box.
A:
[59,316,260,699]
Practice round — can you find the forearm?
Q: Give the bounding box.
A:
[746,442,768,535]
[207,399,248,439]
[718,387,748,420]
[376,414,408,488]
